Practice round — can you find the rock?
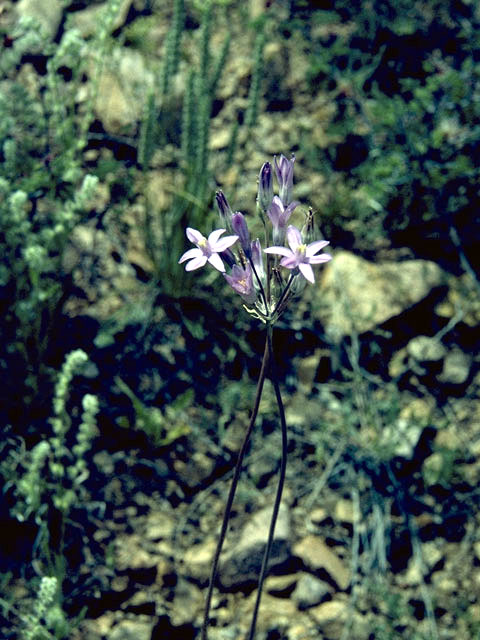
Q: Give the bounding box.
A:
[218,502,291,590]
[435,427,461,451]
[334,499,355,525]
[183,539,216,583]
[115,534,158,583]
[378,400,433,460]
[317,252,444,339]
[170,578,203,626]
[400,398,433,423]
[265,573,298,597]
[209,128,231,150]
[249,0,268,18]
[423,452,446,486]
[309,508,329,526]
[155,556,175,588]
[241,592,297,637]
[94,49,153,134]
[94,70,137,134]
[144,511,175,541]
[422,541,443,571]
[292,573,330,609]
[296,350,324,388]
[293,536,350,591]
[109,618,153,640]
[439,349,471,385]
[380,418,424,459]
[71,0,132,38]
[309,600,348,637]
[474,541,480,562]
[407,336,446,367]
[402,558,422,586]
[16,0,62,39]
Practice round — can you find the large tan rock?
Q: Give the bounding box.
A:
[293,535,350,591]
[317,251,444,339]
[16,0,63,39]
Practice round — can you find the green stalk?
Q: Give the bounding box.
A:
[201,337,270,640]
[246,324,288,640]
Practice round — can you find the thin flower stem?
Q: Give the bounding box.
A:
[246,324,288,640]
[272,272,294,318]
[201,337,270,640]
[248,256,268,314]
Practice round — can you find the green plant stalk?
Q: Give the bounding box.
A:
[246,323,288,640]
[201,337,270,640]
[201,323,289,640]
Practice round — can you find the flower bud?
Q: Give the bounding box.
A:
[300,207,316,245]
[220,248,237,269]
[257,162,273,213]
[231,212,251,257]
[215,190,233,229]
[251,238,265,283]
[274,154,295,205]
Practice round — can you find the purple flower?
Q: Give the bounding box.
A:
[179,227,238,273]
[267,196,298,244]
[274,154,295,205]
[224,263,256,305]
[264,225,331,284]
[257,162,273,213]
[231,212,251,256]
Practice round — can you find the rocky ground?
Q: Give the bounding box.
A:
[2,1,480,639]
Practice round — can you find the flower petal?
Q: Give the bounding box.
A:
[208,228,226,246]
[280,256,298,269]
[284,200,298,217]
[207,252,225,272]
[299,262,315,283]
[179,247,202,264]
[185,255,207,271]
[212,234,239,252]
[309,253,332,264]
[264,246,294,258]
[305,240,329,257]
[286,225,302,251]
[267,197,283,226]
[186,227,204,244]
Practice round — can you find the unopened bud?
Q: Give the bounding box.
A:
[231,212,251,257]
[215,191,233,229]
[220,248,237,269]
[301,207,316,245]
[274,154,295,205]
[257,162,273,213]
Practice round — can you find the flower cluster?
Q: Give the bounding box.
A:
[178,155,332,323]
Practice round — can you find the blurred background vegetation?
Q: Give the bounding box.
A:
[0,0,479,638]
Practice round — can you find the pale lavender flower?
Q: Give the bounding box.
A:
[179,227,238,273]
[224,263,256,305]
[264,225,331,284]
[267,195,298,244]
[231,212,251,256]
[251,238,265,283]
[274,154,295,205]
[257,162,273,213]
